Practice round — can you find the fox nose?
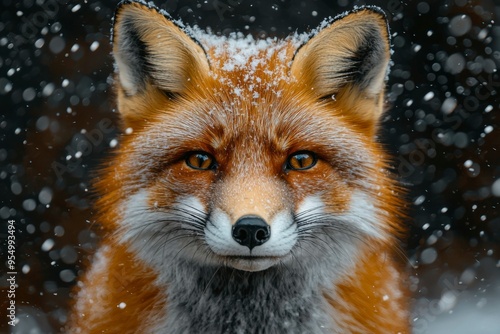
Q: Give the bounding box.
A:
[232,216,271,250]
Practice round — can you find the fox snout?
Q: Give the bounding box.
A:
[203,176,299,271]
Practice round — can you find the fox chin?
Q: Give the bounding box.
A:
[68,1,409,333]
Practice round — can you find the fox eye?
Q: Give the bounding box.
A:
[286,151,317,171]
[185,152,216,170]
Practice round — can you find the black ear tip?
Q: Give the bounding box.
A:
[112,0,158,35]
[353,5,388,20]
[112,1,178,46]
[112,1,138,45]
[115,0,157,11]
[351,6,391,45]
[348,6,390,38]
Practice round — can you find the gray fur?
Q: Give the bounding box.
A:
[118,191,374,333]
[158,261,335,334]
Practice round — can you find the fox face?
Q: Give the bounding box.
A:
[69,2,409,333]
[104,1,402,276]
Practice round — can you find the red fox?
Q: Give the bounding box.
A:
[68,1,408,333]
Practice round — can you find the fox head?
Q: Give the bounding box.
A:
[102,1,403,274]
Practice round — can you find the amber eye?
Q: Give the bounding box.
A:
[185,152,216,170]
[286,151,317,171]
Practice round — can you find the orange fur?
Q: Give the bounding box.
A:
[68,244,165,333]
[328,244,409,333]
[68,2,408,333]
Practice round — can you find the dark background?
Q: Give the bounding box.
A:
[1,0,499,332]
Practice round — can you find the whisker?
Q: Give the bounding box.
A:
[203,266,222,294]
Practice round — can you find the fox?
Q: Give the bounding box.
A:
[68,1,409,333]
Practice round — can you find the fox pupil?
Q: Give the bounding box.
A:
[296,155,307,168]
[197,155,206,167]
[186,152,213,170]
[288,152,316,170]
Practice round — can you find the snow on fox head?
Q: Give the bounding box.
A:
[101,1,403,275]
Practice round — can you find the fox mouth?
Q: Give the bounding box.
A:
[221,254,289,272]
[226,255,281,260]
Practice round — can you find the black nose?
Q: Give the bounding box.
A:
[232,216,271,250]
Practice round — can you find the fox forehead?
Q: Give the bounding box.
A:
[131,88,373,178]
[115,28,384,189]
[132,40,366,153]
[199,34,299,93]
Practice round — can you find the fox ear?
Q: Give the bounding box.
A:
[291,8,390,124]
[112,1,209,96]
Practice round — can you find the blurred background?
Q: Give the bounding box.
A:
[0,0,499,333]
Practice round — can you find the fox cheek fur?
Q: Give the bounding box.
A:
[68,1,409,333]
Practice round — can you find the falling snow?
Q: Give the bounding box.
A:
[1,1,499,333]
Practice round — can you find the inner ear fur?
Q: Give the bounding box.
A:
[291,7,391,127]
[112,1,210,97]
